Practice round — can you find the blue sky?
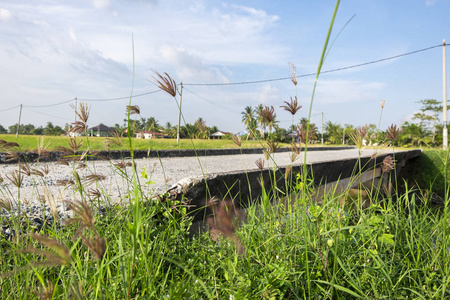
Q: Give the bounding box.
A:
[0,0,449,133]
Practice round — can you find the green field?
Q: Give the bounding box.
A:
[0,134,289,152]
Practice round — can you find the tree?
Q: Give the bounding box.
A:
[43,122,64,136]
[241,106,256,139]
[324,121,342,144]
[255,104,265,138]
[0,124,6,134]
[413,99,446,144]
[145,117,160,132]
[195,118,209,139]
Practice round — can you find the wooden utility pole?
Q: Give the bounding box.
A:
[443,40,448,150]
[15,104,22,138]
[177,82,183,144]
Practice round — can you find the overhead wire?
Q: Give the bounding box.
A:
[184,44,443,86]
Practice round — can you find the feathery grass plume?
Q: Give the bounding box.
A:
[34,136,50,162]
[115,161,126,169]
[255,158,265,170]
[290,152,299,163]
[89,188,101,199]
[289,62,298,86]
[56,179,74,186]
[152,70,177,97]
[36,280,55,300]
[381,156,396,173]
[68,136,83,153]
[57,158,69,166]
[260,106,277,132]
[41,186,59,220]
[207,199,244,255]
[126,105,140,115]
[280,96,302,115]
[5,151,19,162]
[285,165,292,180]
[386,124,400,142]
[40,165,50,175]
[266,140,280,154]
[0,139,6,145]
[72,102,90,125]
[20,164,45,177]
[6,170,23,187]
[263,148,270,160]
[55,146,73,156]
[23,233,72,267]
[348,125,369,149]
[105,130,123,149]
[70,121,87,134]
[64,200,95,231]
[0,197,12,212]
[76,163,86,170]
[79,234,106,260]
[230,135,241,147]
[2,141,20,149]
[378,99,386,131]
[84,174,106,185]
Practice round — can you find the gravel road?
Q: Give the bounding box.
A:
[0,148,388,208]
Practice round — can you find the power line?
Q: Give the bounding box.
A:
[22,107,73,122]
[79,89,161,101]
[184,44,443,86]
[24,98,76,108]
[0,105,21,112]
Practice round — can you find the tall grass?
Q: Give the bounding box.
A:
[2,1,450,299]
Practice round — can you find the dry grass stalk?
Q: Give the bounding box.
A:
[260,106,276,126]
[20,164,44,177]
[105,130,123,149]
[42,186,59,220]
[64,200,95,231]
[126,105,140,115]
[207,199,244,255]
[115,161,126,169]
[289,62,298,86]
[263,149,270,160]
[80,234,106,260]
[68,136,83,153]
[152,70,177,97]
[255,158,265,170]
[280,96,301,115]
[290,152,299,163]
[285,165,292,180]
[76,163,86,170]
[6,170,23,187]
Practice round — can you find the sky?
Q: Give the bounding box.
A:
[0,0,449,134]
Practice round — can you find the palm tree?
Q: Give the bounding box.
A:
[260,106,279,138]
[241,106,255,140]
[255,104,265,138]
[324,121,342,144]
[145,117,160,132]
[195,118,209,139]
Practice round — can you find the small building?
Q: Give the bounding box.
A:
[88,124,114,137]
[135,131,164,139]
[210,131,228,139]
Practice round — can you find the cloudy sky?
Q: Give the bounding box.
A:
[0,0,449,133]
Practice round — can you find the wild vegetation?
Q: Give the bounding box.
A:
[1,1,450,299]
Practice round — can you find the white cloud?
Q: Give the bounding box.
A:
[426,0,438,6]
[0,8,12,21]
[92,0,111,9]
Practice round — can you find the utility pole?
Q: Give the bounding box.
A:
[16,104,22,138]
[321,112,324,145]
[177,82,183,144]
[443,40,448,150]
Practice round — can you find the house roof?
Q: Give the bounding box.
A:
[90,124,114,132]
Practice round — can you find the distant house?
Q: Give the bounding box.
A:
[210,131,228,139]
[286,131,300,143]
[88,124,114,137]
[135,131,164,139]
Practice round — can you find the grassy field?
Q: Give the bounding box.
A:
[0,134,289,152]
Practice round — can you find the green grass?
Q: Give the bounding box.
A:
[0,134,289,152]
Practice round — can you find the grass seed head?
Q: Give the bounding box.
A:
[64,200,95,231]
[6,170,23,187]
[280,96,302,116]
[25,233,72,266]
[386,124,400,142]
[255,158,265,170]
[152,70,177,97]
[382,156,396,173]
[126,105,140,115]
[289,62,298,86]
